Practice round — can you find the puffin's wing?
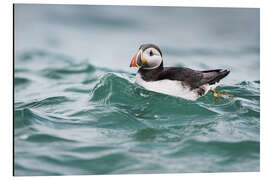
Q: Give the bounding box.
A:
[158,67,203,89]
[199,69,230,86]
[158,67,230,89]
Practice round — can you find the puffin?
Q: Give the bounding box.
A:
[130,44,231,101]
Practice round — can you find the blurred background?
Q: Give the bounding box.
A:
[15,4,259,83]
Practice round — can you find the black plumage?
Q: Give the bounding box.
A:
[138,63,230,90]
[139,44,162,56]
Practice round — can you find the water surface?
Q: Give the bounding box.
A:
[14,4,260,175]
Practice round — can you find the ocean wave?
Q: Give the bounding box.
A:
[14,108,83,131]
[89,72,259,119]
[17,49,74,64]
[42,63,95,80]
[15,96,73,109]
[14,77,31,86]
[14,63,260,175]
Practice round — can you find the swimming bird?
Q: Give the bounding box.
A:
[130,44,230,101]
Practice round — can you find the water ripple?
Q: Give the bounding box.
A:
[14,58,260,175]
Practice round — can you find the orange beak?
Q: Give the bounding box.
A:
[130,50,140,68]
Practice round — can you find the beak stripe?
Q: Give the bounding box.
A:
[130,52,139,67]
[130,49,146,68]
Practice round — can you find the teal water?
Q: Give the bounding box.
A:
[14,5,260,175]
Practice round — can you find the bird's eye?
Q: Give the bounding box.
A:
[150,50,153,56]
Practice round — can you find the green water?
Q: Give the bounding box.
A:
[14,5,259,176]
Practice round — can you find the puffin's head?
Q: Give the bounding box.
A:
[130,44,163,69]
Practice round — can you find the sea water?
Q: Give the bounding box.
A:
[14,5,259,175]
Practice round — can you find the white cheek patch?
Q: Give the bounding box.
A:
[147,56,162,68]
[142,51,162,69]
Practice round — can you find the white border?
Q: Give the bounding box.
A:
[11,0,262,7]
[1,0,269,180]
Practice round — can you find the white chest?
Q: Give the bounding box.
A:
[135,74,203,101]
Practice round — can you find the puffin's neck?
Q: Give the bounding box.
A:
[138,62,164,81]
